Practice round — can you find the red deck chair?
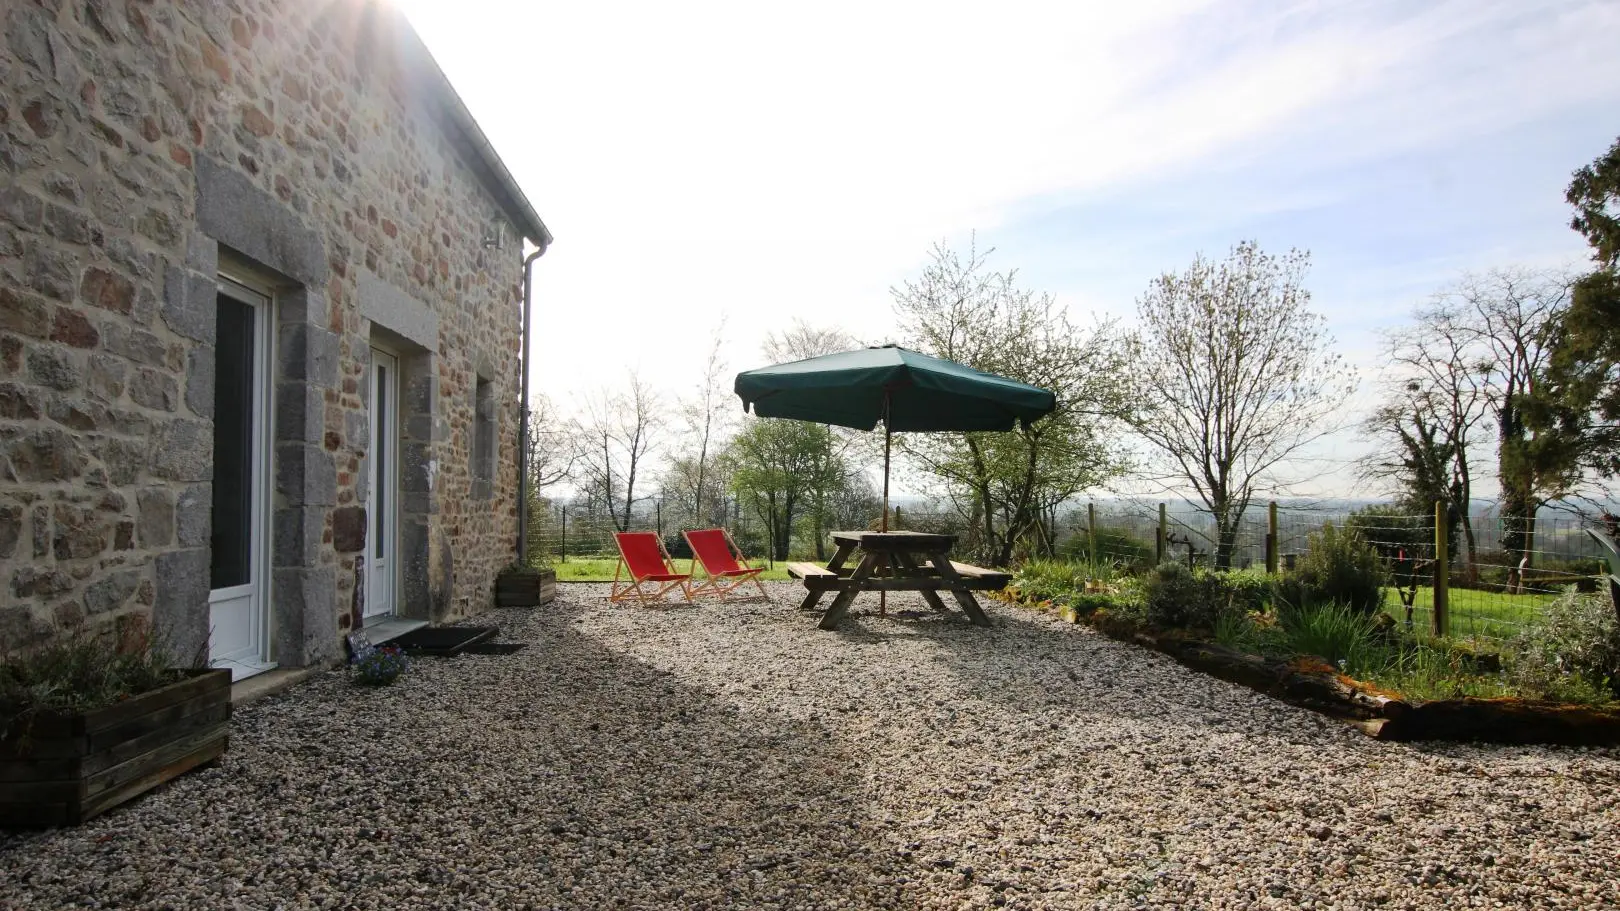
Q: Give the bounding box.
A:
[610,532,693,604]
[683,528,770,601]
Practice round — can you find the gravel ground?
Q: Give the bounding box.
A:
[3,582,1618,910]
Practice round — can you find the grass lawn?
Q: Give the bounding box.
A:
[1382,585,1558,644]
[549,556,794,582]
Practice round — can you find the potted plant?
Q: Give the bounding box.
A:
[0,624,231,828]
[495,560,557,607]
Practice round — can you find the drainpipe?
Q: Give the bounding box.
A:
[516,245,544,565]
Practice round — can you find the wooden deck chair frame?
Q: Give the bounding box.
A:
[610,532,693,604]
[683,528,770,602]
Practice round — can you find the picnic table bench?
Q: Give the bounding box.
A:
[787,531,1009,630]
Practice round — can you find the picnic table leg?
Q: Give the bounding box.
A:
[819,552,879,630]
[925,552,992,627]
[798,539,857,611]
[894,550,952,616]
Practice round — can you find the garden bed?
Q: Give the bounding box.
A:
[495,566,558,606]
[1118,608,1615,743]
[0,668,231,827]
[1011,590,1620,746]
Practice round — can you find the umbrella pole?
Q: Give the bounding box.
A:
[881,394,890,616]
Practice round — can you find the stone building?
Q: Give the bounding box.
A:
[0,0,551,676]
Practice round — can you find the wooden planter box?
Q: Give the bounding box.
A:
[0,668,231,828]
[495,568,557,607]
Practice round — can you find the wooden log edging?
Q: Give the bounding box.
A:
[1011,595,1620,746]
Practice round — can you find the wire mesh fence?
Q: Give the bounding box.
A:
[523,502,778,568]
[524,494,1611,643]
[1061,501,1611,644]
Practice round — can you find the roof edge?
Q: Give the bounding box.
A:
[391,8,553,253]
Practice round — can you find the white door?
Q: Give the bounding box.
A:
[366,348,399,618]
[208,281,272,680]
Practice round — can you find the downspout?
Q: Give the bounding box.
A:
[516,245,544,565]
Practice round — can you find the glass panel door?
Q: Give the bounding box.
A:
[208,281,271,679]
[366,349,398,618]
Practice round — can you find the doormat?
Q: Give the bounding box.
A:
[462,642,527,656]
[388,626,498,657]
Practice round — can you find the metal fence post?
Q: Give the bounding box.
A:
[1157,503,1167,564]
[1433,500,1449,638]
[1266,501,1279,575]
[560,510,567,563]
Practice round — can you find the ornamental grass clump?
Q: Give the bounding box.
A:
[352,645,409,686]
[1278,602,1383,677]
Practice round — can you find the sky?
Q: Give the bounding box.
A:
[395,0,1620,500]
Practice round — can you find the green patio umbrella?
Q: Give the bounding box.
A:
[734,344,1057,531]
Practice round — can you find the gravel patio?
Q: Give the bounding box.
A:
[3,582,1617,910]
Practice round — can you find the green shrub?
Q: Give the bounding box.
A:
[1508,589,1620,699]
[1142,562,1234,630]
[1346,506,1433,587]
[1062,528,1157,571]
[1275,522,1386,614]
[1279,602,1383,674]
[1069,592,1121,616]
[1218,567,1274,614]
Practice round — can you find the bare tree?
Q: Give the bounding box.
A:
[761,319,862,364]
[1360,304,1494,572]
[894,239,1136,566]
[571,373,664,532]
[1434,268,1578,565]
[1131,241,1355,568]
[524,393,578,493]
[663,327,735,529]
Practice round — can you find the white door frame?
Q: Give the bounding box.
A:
[208,276,274,680]
[366,346,400,619]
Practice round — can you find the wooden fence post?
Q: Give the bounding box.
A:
[1157,503,1167,564]
[1088,502,1097,564]
[1433,500,1449,638]
[1266,501,1279,575]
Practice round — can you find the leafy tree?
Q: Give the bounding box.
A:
[756,319,867,559]
[1533,137,1620,483]
[891,240,1134,566]
[724,418,849,560]
[1131,241,1355,569]
[1567,135,1620,270]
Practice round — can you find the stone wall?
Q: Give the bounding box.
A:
[1,0,528,661]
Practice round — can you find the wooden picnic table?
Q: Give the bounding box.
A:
[786,531,1010,630]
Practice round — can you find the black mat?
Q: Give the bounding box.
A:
[462,642,527,655]
[388,626,498,657]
